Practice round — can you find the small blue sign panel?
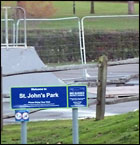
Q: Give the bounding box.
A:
[68,86,87,108]
[15,110,29,122]
[11,86,67,109]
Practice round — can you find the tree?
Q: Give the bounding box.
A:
[128,1,135,14]
[90,1,95,14]
[17,1,56,18]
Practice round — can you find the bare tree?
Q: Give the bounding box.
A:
[128,1,135,14]
[90,1,95,14]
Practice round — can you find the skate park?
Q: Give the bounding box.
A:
[1,7,139,125]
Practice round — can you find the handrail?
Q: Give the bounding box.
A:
[1,7,27,48]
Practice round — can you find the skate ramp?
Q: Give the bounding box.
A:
[1,47,65,96]
[2,47,46,74]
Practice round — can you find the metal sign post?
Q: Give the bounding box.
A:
[15,110,29,144]
[21,121,27,144]
[72,108,79,144]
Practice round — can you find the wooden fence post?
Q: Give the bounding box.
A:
[96,55,108,120]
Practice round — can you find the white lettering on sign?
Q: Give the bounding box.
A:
[19,93,59,99]
[46,93,59,97]
[31,88,47,91]
[69,92,85,97]
[19,93,26,98]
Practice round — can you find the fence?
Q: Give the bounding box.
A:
[1,19,15,46]
[81,15,139,63]
[16,17,83,65]
[1,7,27,47]
[15,15,139,66]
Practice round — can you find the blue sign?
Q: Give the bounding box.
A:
[11,86,87,109]
[15,110,29,122]
[11,86,67,109]
[68,86,87,107]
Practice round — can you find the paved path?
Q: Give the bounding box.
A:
[3,100,139,125]
[54,64,139,85]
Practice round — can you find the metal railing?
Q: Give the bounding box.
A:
[1,7,27,48]
[1,19,15,46]
[81,15,139,65]
[16,17,83,63]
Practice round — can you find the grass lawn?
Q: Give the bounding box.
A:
[2,1,139,17]
[1,111,139,144]
[1,1,139,31]
[53,1,139,17]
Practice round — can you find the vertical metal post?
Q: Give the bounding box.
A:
[21,121,27,144]
[13,23,16,46]
[80,17,90,79]
[16,7,27,47]
[5,7,9,48]
[72,108,79,144]
[22,8,27,47]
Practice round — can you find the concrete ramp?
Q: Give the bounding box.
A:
[2,47,65,96]
[2,47,46,74]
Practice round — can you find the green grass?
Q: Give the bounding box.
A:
[1,111,139,144]
[53,1,139,18]
[1,1,139,31]
[84,17,139,31]
[1,1,139,17]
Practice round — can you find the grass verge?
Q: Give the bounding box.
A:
[1,111,139,144]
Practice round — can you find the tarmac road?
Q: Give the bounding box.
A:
[3,100,139,125]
